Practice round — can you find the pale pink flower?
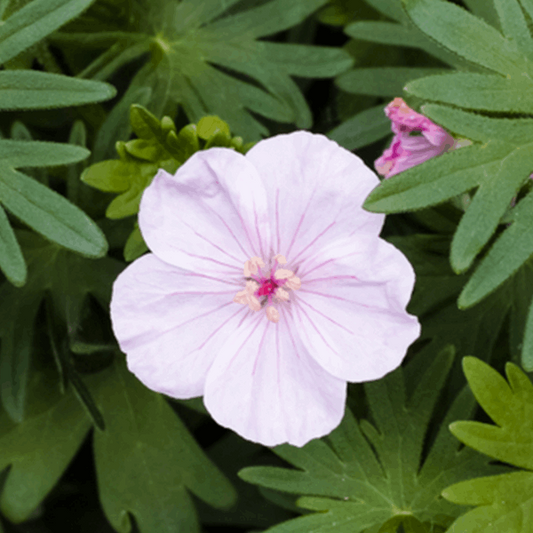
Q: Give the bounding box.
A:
[375,97,456,178]
[110,131,420,447]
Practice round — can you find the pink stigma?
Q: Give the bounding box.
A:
[233,255,301,322]
[256,279,280,298]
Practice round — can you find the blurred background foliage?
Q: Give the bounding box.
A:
[1,0,533,532]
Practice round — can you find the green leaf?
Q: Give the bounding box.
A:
[327,104,391,151]
[0,231,123,422]
[406,73,533,114]
[0,0,97,65]
[0,205,26,286]
[364,142,512,213]
[0,165,107,258]
[123,223,148,262]
[0,384,90,522]
[197,115,231,140]
[443,471,533,533]
[0,139,89,167]
[0,283,43,422]
[58,0,351,141]
[336,67,444,97]
[521,297,533,371]
[239,347,499,533]
[450,357,533,470]
[89,357,236,533]
[450,142,533,273]
[364,0,408,22]
[345,21,428,48]
[441,358,533,532]
[390,235,533,391]
[0,70,115,111]
[493,0,533,56]
[366,138,533,277]
[403,0,529,75]
[459,189,533,307]
[421,104,533,144]
[462,0,500,27]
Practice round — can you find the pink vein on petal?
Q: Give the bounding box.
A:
[285,190,316,258]
[297,296,355,334]
[205,202,252,259]
[194,306,247,352]
[254,207,265,260]
[280,306,301,361]
[290,221,336,264]
[180,271,240,287]
[275,189,281,254]
[294,304,339,355]
[177,301,235,329]
[299,258,336,279]
[228,314,264,368]
[181,251,241,271]
[238,210,259,258]
[183,220,243,265]
[303,274,360,284]
[252,321,271,376]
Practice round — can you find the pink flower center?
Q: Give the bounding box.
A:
[233,254,301,323]
[256,279,279,298]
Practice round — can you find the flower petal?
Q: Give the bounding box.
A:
[293,237,420,382]
[139,148,271,275]
[110,253,247,398]
[245,131,384,263]
[204,313,346,447]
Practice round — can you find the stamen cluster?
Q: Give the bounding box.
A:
[233,254,301,322]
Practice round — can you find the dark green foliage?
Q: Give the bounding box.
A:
[54,0,353,150]
[1,0,533,531]
[239,347,505,533]
[88,357,236,533]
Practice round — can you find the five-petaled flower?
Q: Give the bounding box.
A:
[375,97,458,178]
[110,131,420,447]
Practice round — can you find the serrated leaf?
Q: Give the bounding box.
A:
[327,104,391,151]
[459,190,533,307]
[0,70,115,111]
[521,297,533,371]
[389,235,533,394]
[364,142,512,213]
[336,67,444,97]
[0,231,123,422]
[421,104,533,144]
[406,73,533,114]
[450,357,533,471]
[443,471,533,533]
[58,0,351,141]
[0,385,90,522]
[493,0,533,56]
[0,0,96,65]
[442,358,533,532]
[239,347,499,533]
[89,357,236,533]
[403,0,529,75]
[450,142,533,273]
[0,165,107,258]
[366,138,533,277]
[0,205,26,286]
[345,21,428,49]
[462,0,500,27]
